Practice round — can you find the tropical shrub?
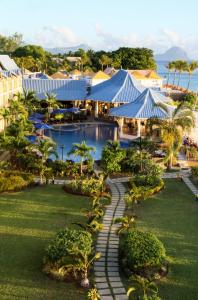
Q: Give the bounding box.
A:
[44,228,99,286]
[125,178,164,206]
[64,175,104,196]
[0,170,34,192]
[101,141,126,174]
[191,166,198,178]
[122,230,166,272]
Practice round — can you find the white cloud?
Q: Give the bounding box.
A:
[27,25,198,59]
[94,25,198,58]
[33,26,80,48]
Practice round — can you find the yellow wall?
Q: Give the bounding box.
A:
[0,75,23,131]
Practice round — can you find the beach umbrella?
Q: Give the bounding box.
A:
[34,123,53,130]
[30,113,45,119]
[25,135,37,143]
[66,107,80,113]
[52,108,68,114]
[29,117,43,123]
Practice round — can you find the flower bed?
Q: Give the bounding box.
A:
[0,170,35,192]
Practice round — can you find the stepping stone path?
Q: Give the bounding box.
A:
[182,176,198,196]
[94,182,128,300]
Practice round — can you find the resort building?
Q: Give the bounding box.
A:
[91,71,110,86]
[0,55,22,131]
[23,78,87,105]
[51,71,69,79]
[69,69,82,80]
[110,88,173,139]
[88,69,145,117]
[130,70,163,89]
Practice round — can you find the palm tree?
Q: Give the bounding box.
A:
[99,55,112,71]
[166,61,175,87]
[21,90,41,114]
[148,104,195,170]
[171,61,177,86]
[68,141,95,174]
[127,275,158,299]
[44,93,59,119]
[0,108,11,137]
[174,60,188,88]
[114,215,136,235]
[185,61,198,90]
[32,139,58,184]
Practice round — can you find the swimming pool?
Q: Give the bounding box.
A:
[45,123,119,161]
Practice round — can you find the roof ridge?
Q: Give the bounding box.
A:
[112,70,128,103]
[136,89,150,117]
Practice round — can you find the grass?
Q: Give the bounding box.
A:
[0,185,91,300]
[126,179,198,300]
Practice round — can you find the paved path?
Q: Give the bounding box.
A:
[94,182,128,300]
[182,177,198,195]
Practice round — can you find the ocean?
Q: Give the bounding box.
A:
[157,61,198,92]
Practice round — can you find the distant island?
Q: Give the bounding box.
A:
[46,44,91,54]
[155,46,190,61]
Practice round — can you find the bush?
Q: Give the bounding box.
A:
[64,175,104,196]
[101,141,126,174]
[45,228,92,264]
[0,171,35,192]
[44,228,93,282]
[192,166,198,178]
[122,230,166,272]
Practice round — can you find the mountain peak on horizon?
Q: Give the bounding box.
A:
[155,46,189,61]
[46,44,91,54]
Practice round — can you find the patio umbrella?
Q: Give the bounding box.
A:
[66,107,80,113]
[52,109,68,114]
[34,123,53,130]
[25,135,37,143]
[30,113,45,119]
[29,117,43,123]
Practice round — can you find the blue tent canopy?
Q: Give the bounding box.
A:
[110,88,174,119]
[88,70,145,104]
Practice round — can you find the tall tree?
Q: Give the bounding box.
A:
[174,60,188,88]
[185,61,198,90]
[147,104,195,170]
[166,61,175,87]
[68,141,95,174]
[99,55,113,70]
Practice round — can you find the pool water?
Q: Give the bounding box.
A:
[45,123,119,161]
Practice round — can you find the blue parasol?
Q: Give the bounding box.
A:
[29,117,43,123]
[30,113,45,119]
[52,109,69,114]
[34,123,53,130]
[66,107,80,113]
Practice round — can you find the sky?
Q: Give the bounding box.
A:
[1,0,198,57]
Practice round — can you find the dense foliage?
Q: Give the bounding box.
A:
[0,170,34,192]
[101,141,126,174]
[64,175,104,196]
[122,230,166,272]
[45,228,92,264]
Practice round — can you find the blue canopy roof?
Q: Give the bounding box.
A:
[23,78,87,101]
[110,88,174,119]
[88,70,144,103]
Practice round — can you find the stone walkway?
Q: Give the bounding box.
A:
[182,177,198,195]
[94,182,128,300]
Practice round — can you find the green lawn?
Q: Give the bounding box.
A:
[134,179,198,300]
[0,185,91,300]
